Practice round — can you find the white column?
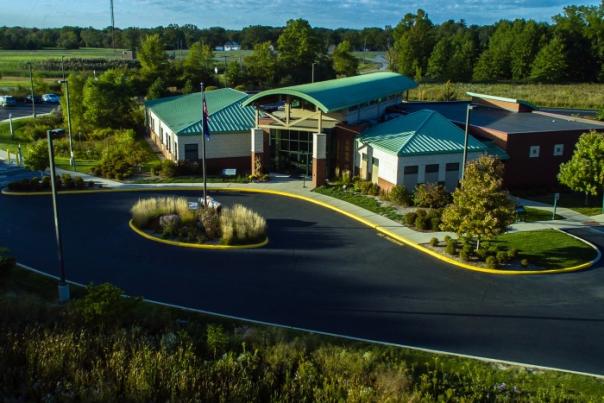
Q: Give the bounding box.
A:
[312,132,326,159]
[251,128,263,153]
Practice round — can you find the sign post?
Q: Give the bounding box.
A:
[552,192,560,220]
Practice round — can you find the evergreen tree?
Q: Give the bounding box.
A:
[332,40,358,77]
[441,156,515,249]
[530,36,567,82]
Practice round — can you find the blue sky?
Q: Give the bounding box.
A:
[1,0,600,29]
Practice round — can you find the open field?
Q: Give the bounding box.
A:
[409,82,604,110]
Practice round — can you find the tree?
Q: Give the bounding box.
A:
[472,21,515,81]
[332,40,358,77]
[224,61,249,89]
[25,139,50,172]
[558,131,604,206]
[391,9,435,78]
[530,36,568,82]
[146,77,168,100]
[245,41,278,88]
[182,41,214,86]
[137,34,170,83]
[58,30,80,49]
[277,19,323,84]
[441,156,515,249]
[60,72,88,135]
[510,21,545,81]
[83,69,135,129]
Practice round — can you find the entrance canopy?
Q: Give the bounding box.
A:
[243,72,417,113]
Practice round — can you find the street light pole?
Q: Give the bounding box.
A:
[311,62,316,83]
[58,79,75,170]
[28,62,36,119]
[8,113,13,139]
[47,129,70,303]
[461,104,473,180]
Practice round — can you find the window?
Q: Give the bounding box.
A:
[184,144,198,161]
[529,145,540,158]
[425,164,439,173]
[404,165,418,174]
[446,162,460,171]
[554,144,564,156]
[372,157,379,166]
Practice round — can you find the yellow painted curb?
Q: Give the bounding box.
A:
[3,185,599,274]
[128,219,269,250]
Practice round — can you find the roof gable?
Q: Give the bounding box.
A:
[243,72,417,113]
[145,88,255,135]
[360,109,487,156]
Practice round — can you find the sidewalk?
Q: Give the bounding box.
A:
[515,196,604,225]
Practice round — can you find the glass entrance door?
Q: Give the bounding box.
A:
[270,129,312,175]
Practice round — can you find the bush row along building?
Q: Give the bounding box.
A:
[145,72,604,190]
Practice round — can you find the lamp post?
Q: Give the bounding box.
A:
[28,62,36,119]
[58,79,75,170]
[47,129,70,303]
[311,62,316,83]
[8,113,13,139]
[461,104,473,180]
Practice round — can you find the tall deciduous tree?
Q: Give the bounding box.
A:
[472,21,515,81]
[332,40,358,77]
[558,131,604,205]
[277,19,323,84]
[246,41,278,89]
[530,36,568,82]
[182,41,214,86]
[441,155,515,249]
[83,69,135,129]
[60,72,88,134]
[137,34,170,83]
[391,9,435,78]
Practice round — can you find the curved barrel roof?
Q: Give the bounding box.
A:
[243,72,417,113]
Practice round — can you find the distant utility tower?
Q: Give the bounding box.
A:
[110,0,115,50]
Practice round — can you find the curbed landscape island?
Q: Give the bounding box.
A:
[130,196,268,247]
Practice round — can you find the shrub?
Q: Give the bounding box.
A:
[476,247,489,260]
[496,251,510,264]
[445,239,457,255]
[521,258,529,268]
[430,216,441,231]
[220,204,267,245]
[388,185,412,206]
[404,212,417,226]
[429,237,439,247]
[61,173,73,188]
[24,139,50,171]
[160,160,177,178]
[414,215,428,230]
[70,283,138,325]
[508,248,519,259]
[149,160,162,176]
[444,235,451,243]
[415,208,427,217]
[413,183,450,208]
[73,176,85,189]
[198,208,221,240]
[485,256,497,269]
[131,197,191,228]
[459,250,470,261]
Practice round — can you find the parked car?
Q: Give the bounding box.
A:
[0,95,17,107]
[25,94,42,104]
[42,93,60,104]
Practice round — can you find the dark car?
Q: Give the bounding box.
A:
[24,95,42,104]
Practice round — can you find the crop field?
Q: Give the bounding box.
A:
[409,82,604,110]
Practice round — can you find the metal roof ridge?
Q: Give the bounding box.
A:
[398,110,435,154]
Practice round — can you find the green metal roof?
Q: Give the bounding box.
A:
[466,92,536,110]
[360,109,487,157]
[243,72,417,113]
[145,88,255,135]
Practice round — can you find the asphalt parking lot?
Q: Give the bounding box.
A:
[0,189,603,375]
[0,102,57,121]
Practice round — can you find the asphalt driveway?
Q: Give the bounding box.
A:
[0,190,603,375]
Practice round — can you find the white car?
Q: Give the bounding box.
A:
[42,93,60,104]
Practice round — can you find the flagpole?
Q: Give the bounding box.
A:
[200,82,208,208]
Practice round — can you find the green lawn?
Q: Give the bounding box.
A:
[314,185,403,222]
[2,259,603,400]
[522,207,564,222]
[133,175,249,184]
[0,117,34,153]
[495,229,597,269]
[515,191,603,217]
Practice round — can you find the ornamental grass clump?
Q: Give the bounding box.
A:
[131,197,191,228]
[220,204,267,245]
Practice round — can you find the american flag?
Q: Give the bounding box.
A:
[201,84,210,140]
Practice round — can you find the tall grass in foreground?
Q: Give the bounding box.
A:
[130,197,193,227]
[220,204,267,245]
